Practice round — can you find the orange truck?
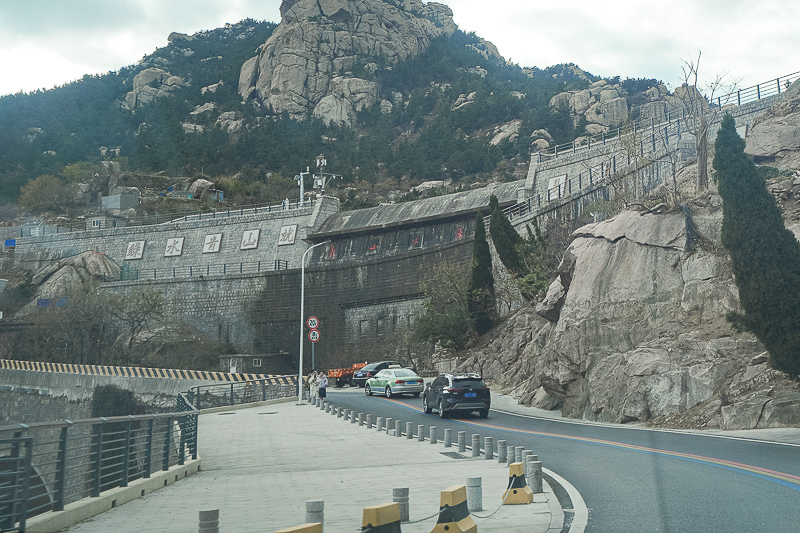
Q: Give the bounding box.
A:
[326,362,367,388]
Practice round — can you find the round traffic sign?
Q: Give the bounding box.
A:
[308,329,321,343]
[307,316,319,330]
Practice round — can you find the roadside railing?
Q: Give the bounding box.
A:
[0,409,199,532]
[186,377,297,410]
[117,259,290,281]
[536,70,799,160]
[7,198,316,240]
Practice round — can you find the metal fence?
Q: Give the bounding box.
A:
[7,198,316,240]
[117,259,290,281]
[186,377,297,410]
[536,70,800,160]
[0,405,198,532]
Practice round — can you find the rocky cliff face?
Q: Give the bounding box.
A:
[459,198,800,430]
[239,0,457,124]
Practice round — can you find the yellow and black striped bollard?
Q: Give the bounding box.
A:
[502,462,533,505]
[431,485,477,533]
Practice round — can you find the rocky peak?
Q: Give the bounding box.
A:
[239,0,458,125]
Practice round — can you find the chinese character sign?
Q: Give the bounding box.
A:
[164,237,185,257]
[204,233,222,253]
[278,224,298,246]
[240,229,260,250]
[125,241,145,260]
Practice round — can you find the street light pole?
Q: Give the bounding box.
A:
[298,240,331,402]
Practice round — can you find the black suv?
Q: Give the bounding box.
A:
[422,373,490,418]
[351,361,401,387]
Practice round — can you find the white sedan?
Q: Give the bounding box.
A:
[365,368,424,398]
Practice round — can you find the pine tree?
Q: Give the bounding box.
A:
[715,113,800,376]
[489,194,524,274]
[468,212,495,335]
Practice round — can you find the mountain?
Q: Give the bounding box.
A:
[0,0,662,213]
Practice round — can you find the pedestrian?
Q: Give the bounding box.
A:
[318,371,328,400]
[308,371,319,403]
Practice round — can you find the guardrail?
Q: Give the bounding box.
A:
[0,407,199,532]
[7,198,316,239]
[117,259,290,281]
[535,70,799,160]
[186,377,297,410]
[717,71,800,107]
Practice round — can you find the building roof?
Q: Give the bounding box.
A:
[310,180,523,239]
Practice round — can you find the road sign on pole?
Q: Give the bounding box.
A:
[307,316,319,330]
[308,329,320,343]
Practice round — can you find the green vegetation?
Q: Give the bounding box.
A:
[91,384,139,417]
[715,113,800,377]
[412,260,474,352]
[468,213,495,335]
[0,26,597,211]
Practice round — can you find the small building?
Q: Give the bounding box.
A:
[85,214,129,230]
[101,188,140,210]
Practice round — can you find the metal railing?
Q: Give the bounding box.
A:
[8,198,316,240]
[0,409,199,532]
[536,70,799,160]
[186,377,297,410]
[717,71,800,107]
[117,259,290,281]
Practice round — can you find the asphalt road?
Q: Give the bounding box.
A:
[325,386,800,533]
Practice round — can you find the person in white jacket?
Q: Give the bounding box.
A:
[318,372,328,400]
[308,371,319,402]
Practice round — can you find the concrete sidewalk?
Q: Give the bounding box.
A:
[62,398,565,532]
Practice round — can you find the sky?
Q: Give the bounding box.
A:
[1,0,798,98]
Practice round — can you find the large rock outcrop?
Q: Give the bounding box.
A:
[458,199,800,429]
[125,68,188,110]
[745,80,800,168]
[239,0,457,125]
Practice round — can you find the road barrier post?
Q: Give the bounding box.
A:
[393,488,410,522]
[458,431,466,453]
[418,425,425,442]
[466,477,482,512]
[429,426,437,444]
[484,437,494,460]
[305,500,324,526]
[444,428,452,448]
[498,440,507,464]
[198,509,219,533]
[471,434,481,457]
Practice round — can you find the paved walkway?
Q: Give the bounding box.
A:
[62,397,565,532]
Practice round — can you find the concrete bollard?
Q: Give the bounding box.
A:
[498,440,507,464]
[466,477,482,512]
[385,418,393,434]
[305,500,324,526]
[443,428,452,448]
[457,431,466,453]
[395,420,403,438]
[358,413,365,426]
[367,414,374,429]
[515,447,523,463]
[524,454,538,488]
[362,502,401,532]
[337,407,343,418]
[198,509,219,533]
[376,417,384,431]
[484,437,494,460]
[531,460,544,494]
[406,422,414,439]
[507,446,516,466]
[429,426,437,444]
[343,409,350,421]
[418,425,425,442]
[393,488,410,522]
[471,434,481,457]
[315,398,321,407]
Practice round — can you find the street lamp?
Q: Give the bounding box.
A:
[298,239,331,402]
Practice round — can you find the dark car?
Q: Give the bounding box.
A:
[350,361,402,387]
[422,373,490,418]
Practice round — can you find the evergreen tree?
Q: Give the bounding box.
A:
[489,194,524,273]
[468,213,495,335]
[715,113,800,376]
